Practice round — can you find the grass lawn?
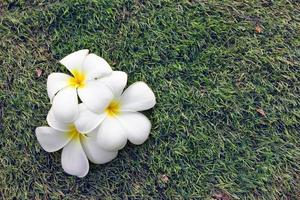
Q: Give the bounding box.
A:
[0,0,299,199]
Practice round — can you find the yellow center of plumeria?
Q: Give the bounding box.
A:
[68,69,86,88]
[105,100,120,117]
[67,124,85,141]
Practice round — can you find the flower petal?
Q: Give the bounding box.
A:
[120,82,156,112]
[74,104,106,133]
[47,108,71,132]
[84,125,99,137]
[52,87,78,123]
[82,54,112,80]
[35,126,70,152]
[82,136,118,164]
[47,73,71,102]
[97,117,127,151]
[78,81,113,114]
[61,139,89,178]
[118,112,151,145]
[99,71,127,98]
[59,49,89,73]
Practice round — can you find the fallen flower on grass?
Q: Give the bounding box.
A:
[47,49,114,123]
[36,50,156,177]
[75,71,156,151]
[36,109,118,177]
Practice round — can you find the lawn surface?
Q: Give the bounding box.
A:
[0,0,299,199]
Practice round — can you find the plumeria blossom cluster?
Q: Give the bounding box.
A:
[36,50,156,177]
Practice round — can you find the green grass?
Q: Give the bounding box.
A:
[0,0,299,199]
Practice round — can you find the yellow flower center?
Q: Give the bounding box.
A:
[67,124,85,141]
[105,100,120,117]
[68,69,86,88]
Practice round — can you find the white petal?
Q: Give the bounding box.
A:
[118,112,151,145]
[82,54,112,80]
[97,117,127,151]
[78,81,113,114]
[74,104,106,133]
[61,139,89,178]
[82,136,118,164]
[47,108,71,132]
[59,49,89,73]
[99,71,127,98]
[85,126,99,137]
[47,73,71,102]
[52,87,78,123]
[120,82,156,112]
[35,126,70,152]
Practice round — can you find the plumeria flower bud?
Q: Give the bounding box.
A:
[74,71,156,151]
[47,49,114,123]
[35,110,118,177]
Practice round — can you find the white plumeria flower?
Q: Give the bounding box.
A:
[35,110,118,177]
[74,71,156,151]
[47,49,114,123]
